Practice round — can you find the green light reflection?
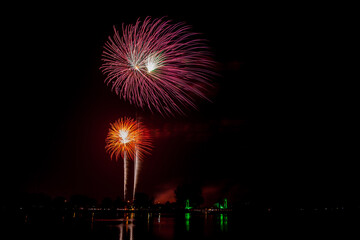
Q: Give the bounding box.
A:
[185,213,190,232]
[219,214,228,232]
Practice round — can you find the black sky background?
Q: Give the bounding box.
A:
[2,3,354,206]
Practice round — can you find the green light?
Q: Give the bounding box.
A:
[185,213,190,231]
[220,214,224,231]
[219,214,228,232]
[214,202,225,209]
[185,199,192,210]
[224,198,228,209]
[224,214,228,232]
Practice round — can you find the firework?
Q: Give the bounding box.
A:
[106,117,136,200]
[106,117,152,200]
[101,17,215,115]
[133,146,140,201]
[132,120,151,200]
[106,117,137,161]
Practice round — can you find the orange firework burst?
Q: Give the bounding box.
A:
[105,117,152,161]
[106,117,151,201]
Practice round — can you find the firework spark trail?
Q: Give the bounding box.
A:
[123,151,128,201]
[101,17,216,116]
[133,147,139,201]
[132,120,152,200]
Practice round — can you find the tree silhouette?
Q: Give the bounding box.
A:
[134,192,153,209]
[175,184,204,208]
[101,197,113,209]
[113,197,125,209]
[70,195,96,209]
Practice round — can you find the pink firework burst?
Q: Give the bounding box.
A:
[101,17,215,116]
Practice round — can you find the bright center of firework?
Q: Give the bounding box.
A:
[119,130,131,144]
[145,53,163,73]
[146,60,157,73]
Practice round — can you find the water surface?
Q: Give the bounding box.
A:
[5,211,356,239]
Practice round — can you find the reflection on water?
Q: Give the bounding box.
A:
[219,213,228,232]
[8,207,357,240]
[111,212,231,239]
[14,211,234,240]
[185,213,191,232]
[118,222,134,240]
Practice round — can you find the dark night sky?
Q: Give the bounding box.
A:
[2,3,354,206]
